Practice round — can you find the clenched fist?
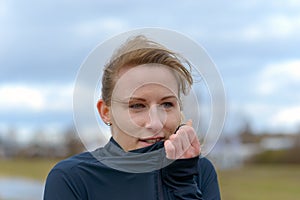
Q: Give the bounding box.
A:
[164,120,201,160]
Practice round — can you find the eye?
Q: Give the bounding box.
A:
[129,103,146,110]
[161,102,174,109]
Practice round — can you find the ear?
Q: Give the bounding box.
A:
[97,99,111,124]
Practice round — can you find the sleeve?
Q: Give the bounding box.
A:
[43,168,82,200]
[161,156,203,200]
[197,157,221,200]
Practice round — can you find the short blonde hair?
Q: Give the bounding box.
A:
[101,35,193,105]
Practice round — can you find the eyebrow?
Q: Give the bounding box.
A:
[112,95,179,104]
[128,95,178,101]
[161,95,179,101]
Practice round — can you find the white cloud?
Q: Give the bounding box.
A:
[42,84,74,112]
[233,101,300,133]
[269,106,300,129]
[0,85,44,111]
[242,103,273,116]
[247,59,300,132]
[262,60,300,79]
[0,83,73,112]
[257,60,300,96]
[241,14,300,41]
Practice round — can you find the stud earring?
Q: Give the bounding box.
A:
[105,122,112,126]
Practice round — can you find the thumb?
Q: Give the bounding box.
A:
[186,119,193,127]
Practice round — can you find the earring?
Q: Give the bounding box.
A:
[105,122,112,126]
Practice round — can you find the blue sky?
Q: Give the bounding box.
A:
[1,0,300,142]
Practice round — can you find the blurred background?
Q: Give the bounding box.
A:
[0,0,300,199]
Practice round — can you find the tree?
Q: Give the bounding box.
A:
[64,126,85,157]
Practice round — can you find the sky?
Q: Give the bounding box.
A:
[1,0,300,143]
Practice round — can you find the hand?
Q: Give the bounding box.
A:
[164,120,201,160]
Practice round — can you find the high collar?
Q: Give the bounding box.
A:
[109,137,165,153]
[92,137,172,173]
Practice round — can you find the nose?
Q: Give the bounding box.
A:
[145,105,165,133]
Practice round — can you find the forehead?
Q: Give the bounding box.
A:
[113,64,179,98]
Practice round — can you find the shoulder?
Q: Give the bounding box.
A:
[44,152,95,199]
[198,156,216,170]
[45,152,97,189]
[197,156,218,177]
[50,151,96,174]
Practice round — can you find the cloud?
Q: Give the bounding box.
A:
[1,0,300,135]
[257,59,300,96]
[0,83,75,138]
[233,101,300,133]
[241,14,300,41]
[0,85,44,111]
[269,106,300,131]
[243,59,300,132]
[0,83,73,113]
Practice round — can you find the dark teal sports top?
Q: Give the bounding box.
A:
[44,138,221,200]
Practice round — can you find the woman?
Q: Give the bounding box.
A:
[44,35,221,200]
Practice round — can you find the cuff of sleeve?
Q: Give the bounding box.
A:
[163,156,199,176]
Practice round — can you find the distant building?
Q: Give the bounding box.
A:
[208,135,260,169]
[260,137,294,150]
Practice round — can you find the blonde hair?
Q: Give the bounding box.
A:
[101,35,193,105]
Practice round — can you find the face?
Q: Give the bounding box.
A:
[98,64,182,151]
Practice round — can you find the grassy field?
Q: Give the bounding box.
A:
[0,158,59,181]
[218,164,300,200]
[0,158,300,199]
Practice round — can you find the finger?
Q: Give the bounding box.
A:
[164,140,176,159]
[190,134,201,155]
[177,128,191,154]
[179,124,197,146]
[181,120,201,155]
[169,134,182,159]
[174,127,196,159]
[177,127,199,158]
[185,119,193,127]
[167,133,187,159]
[183,119,195,142]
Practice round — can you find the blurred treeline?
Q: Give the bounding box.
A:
[0,123,300,165]
[0,126,85,159]
[239,123,300,164]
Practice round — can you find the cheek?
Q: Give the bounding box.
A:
[110,106,139,134]
[129,112,147,126]
[164,111,181,134]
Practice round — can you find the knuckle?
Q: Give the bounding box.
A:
[184,150,195,158]
[169,134,176,140]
